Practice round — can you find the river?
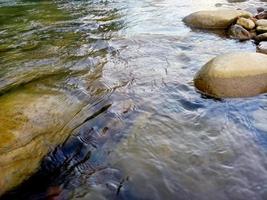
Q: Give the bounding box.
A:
[1,0,267,200]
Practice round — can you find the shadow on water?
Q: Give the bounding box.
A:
[1,103,127,200]
[1,90,141,200]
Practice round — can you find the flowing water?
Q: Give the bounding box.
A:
[1,0,267,199]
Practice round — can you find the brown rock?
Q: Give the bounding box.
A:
[256,26,267,33]
[183,9,253,29]
[256,19,267,27]
[228,24,253,40]
[194,52,267,98]
[236,17,255,30]
[0,80,87,196]
[255,33,267,41]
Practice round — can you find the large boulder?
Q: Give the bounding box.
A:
[194,53,267,98]
[0,79,87,196]
[183,9,253,29]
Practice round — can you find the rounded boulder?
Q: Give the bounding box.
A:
[183,9,253,29]
[194,53,267,98]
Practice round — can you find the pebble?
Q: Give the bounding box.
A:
[256,26,267,33]
[256,19,267,27]
[228,24,253,40]
[236,17,255,30]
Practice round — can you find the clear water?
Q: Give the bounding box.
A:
[1,0,267,200]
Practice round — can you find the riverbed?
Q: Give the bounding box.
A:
[1,0,267,200]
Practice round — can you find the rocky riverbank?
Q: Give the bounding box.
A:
[184,8,267,98]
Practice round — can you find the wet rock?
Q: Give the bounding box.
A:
[194,52,267,98]
[255,32,267,41]
[257,7,265,13]
[255,11,267,19]
[256,19,267,27]
[215,3,223,7]
[0,67,70,95]
[256,26,267,33]
[0,80,86,196]
[236,17,255,30]
[228,24,253,40]
[183,9,252,29]
[257,42,267,54]
[250,29,257,38]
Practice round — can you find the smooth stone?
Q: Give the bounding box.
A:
[0,80,87,196]
[256,26,267,33]
[255,32,267,41]
[194,52,267,98]
[236,17,255,30]
[183,9,253,29]
[257,42,267,54]
[256,19,267,27]
[215,3,223,7]
[228,24,252,40]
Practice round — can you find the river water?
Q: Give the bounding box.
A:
[1,0,267,200]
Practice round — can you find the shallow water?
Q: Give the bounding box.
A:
[1,0,267,199]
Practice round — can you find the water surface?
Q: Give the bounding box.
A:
[1,0,267,200]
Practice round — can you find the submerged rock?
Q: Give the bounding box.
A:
[0,79,86,196]
[183,9,253,29]
[228,24,253,40]
[255,32,267,41]
[236,17,255,30]
[194,52,267,98]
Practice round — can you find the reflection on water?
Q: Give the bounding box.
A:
[1,0,267,200]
